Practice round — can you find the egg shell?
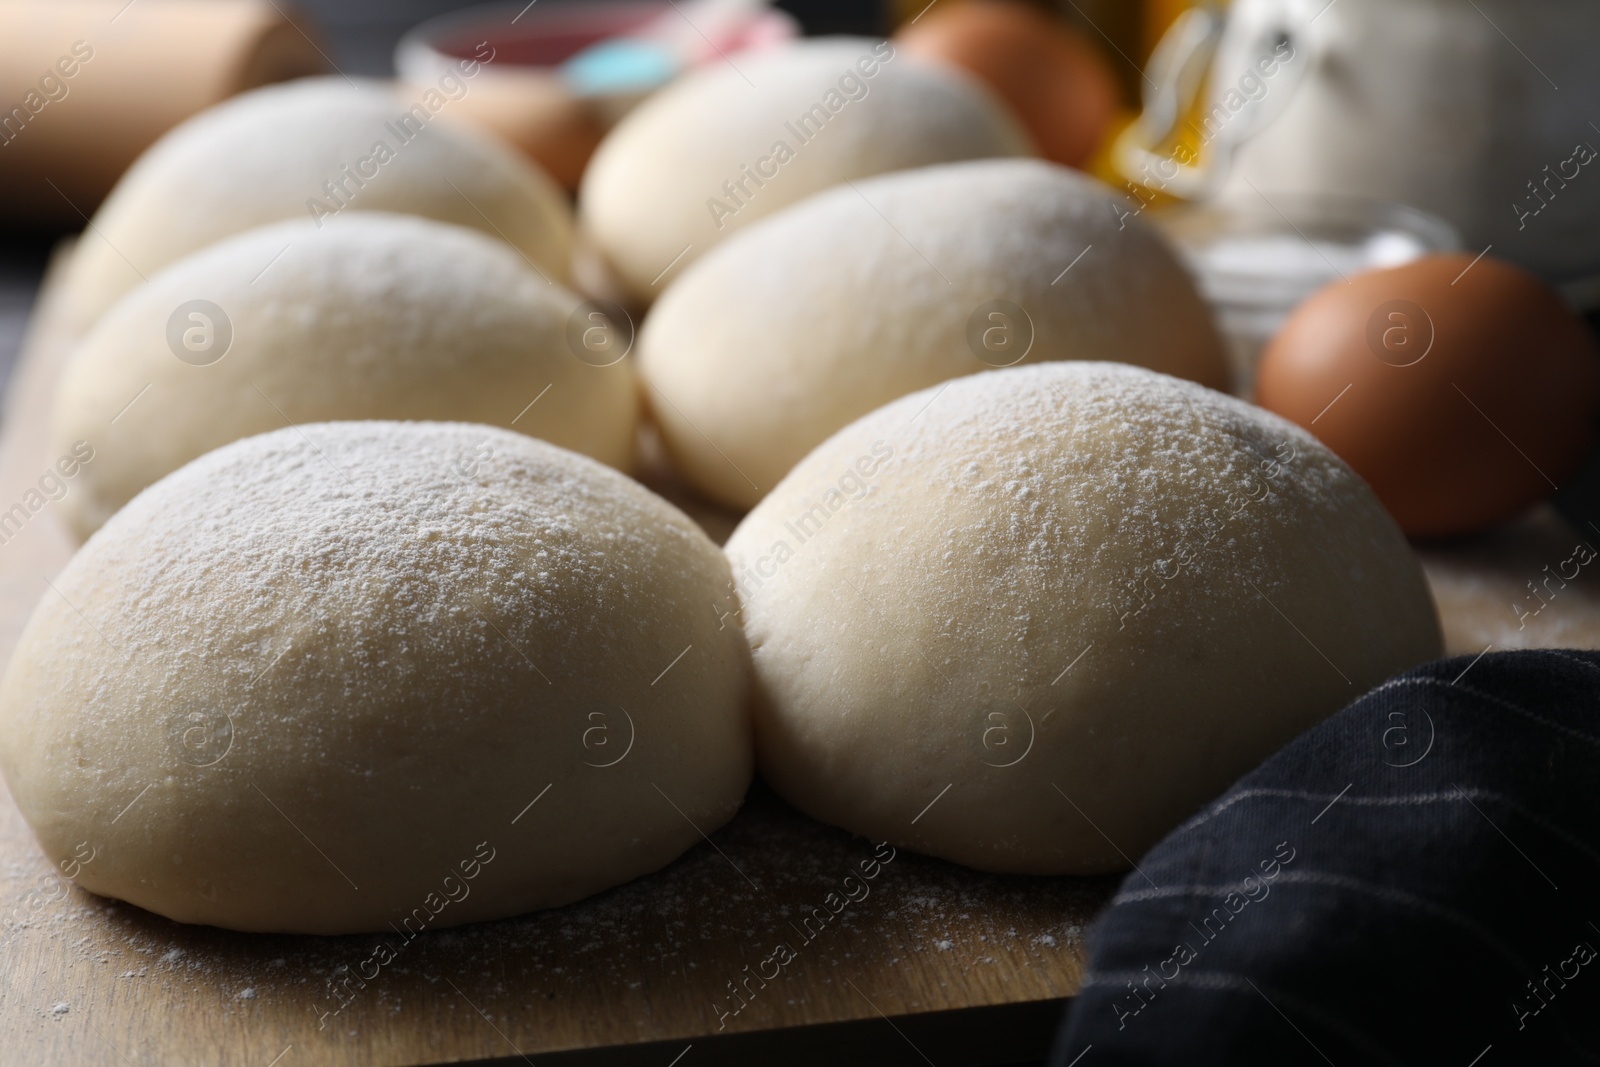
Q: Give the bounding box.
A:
[1255,253,1600,539]
[896,0,1120,169]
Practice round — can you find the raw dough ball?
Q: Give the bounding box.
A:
[52,213,637,540]
[579,38,1031,304]
[0,423,753,934]
[725,363,1440,875]
[641,159,1230,510]
[58,77,574,331]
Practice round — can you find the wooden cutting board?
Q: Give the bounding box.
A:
[2,243,1598,1066]
[0,244,1109,1067]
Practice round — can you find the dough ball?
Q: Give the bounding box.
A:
[725,363,1440,875]
[641,159,1230,510]
[0,423,752,934]
[52,213,637,540]
[579,38,1030,304]
[58,78,574,331]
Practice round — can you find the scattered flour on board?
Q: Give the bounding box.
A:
[4,787,1111,1021]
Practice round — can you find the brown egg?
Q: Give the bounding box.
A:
[896,0,1120,169]
[1256,253,1600,539]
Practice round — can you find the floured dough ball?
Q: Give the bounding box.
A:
[641,159,1229,510]
[725,363,1440,874]
[52,213,637,540]
[579,38,1030,304]
[59,77,574,331]
[0,423,752,934]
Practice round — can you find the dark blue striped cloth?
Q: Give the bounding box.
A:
[1050,649,1600,1065]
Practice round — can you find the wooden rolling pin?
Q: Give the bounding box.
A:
[0,0,328,228]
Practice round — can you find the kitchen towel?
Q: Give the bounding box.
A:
[1051,648,1600,1065]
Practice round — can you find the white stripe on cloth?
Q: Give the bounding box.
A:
[1106,869,1537,975]
[1165,788,1600,871]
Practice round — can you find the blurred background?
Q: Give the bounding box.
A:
[0,0,1172,393]
[5,0,1599,525]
